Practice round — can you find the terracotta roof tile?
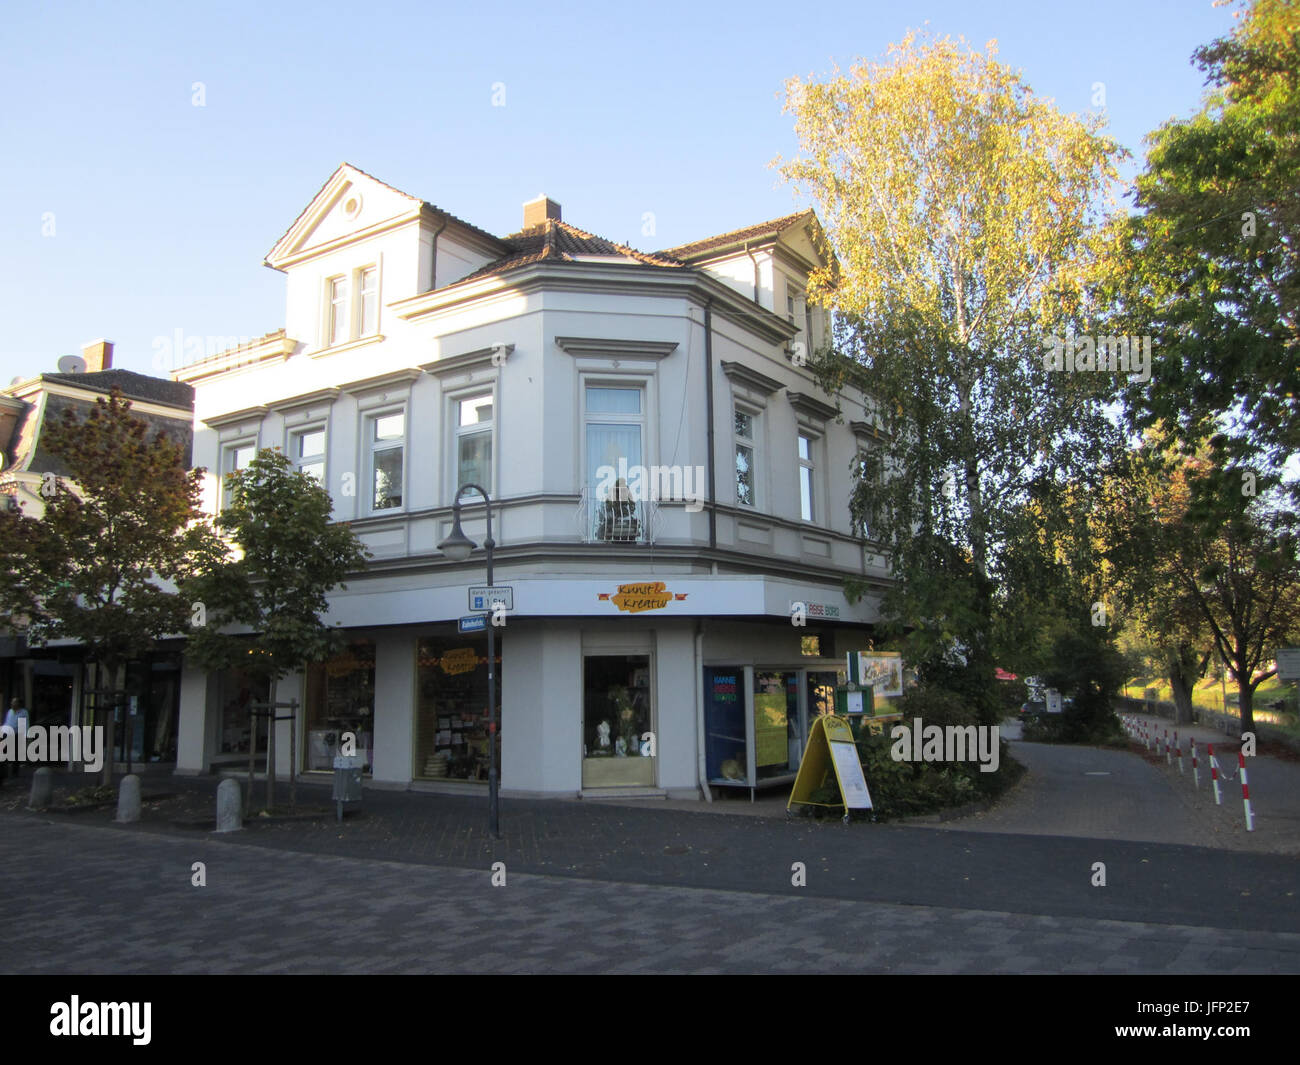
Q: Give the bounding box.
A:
[657,209,817,261]
[458,220,685,283]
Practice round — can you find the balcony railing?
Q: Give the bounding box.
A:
[576,487,658,544]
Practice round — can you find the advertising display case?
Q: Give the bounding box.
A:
[704,665,841,799]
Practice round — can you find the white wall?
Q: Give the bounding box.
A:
[501,621,582,795]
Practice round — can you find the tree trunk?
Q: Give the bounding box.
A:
[1167,645,1198,725]
[1238,675,1255,735]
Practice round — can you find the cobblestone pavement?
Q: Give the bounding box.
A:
[3,818,1297,974]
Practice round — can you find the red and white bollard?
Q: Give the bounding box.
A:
[1176,731,1183,774]
[1191,739,1200,789]
[1209,744,1222,805]
[1165,728,1171,764]
[1240,751,1254,832]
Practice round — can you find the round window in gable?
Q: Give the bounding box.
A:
[342,193,363,220]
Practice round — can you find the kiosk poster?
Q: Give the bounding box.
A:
[753,690,787,767]
[850,651,903,699]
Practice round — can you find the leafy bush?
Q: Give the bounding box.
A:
[848,688,1024,819]
[893,684,981,730]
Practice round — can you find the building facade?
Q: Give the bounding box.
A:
[174,164,892,798]
[0,341,194,764]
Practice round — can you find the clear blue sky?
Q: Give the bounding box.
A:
[0,0,1237,383]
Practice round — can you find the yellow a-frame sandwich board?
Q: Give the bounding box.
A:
[787,714,873,822]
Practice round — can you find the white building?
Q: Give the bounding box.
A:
[174,163,891,799]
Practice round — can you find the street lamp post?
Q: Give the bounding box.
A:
[437,483,500,838]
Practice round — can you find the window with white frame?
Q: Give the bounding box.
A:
[455,392,493,493]
[734,407,757,507]
[797,433,816,522]
[220,441,257,511]
[786,281,806,335]
[586,384,644,541]
[358,266,379,336]
[366,410,404,512]
[328,275,350,347]
[290,426,326,483]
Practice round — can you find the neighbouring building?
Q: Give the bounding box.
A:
[173,163,892,798]
[0,340,195,764]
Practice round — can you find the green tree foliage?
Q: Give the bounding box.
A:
[0,388,218,781]
[185,448,370,692]
[1109,0,1299,481]
[778,31,1129,715]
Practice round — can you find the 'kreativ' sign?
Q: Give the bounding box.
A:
[598,582,688,613]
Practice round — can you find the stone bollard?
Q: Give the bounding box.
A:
[115,774,141,823]
[29,767,54,810]
[216,778,242,833]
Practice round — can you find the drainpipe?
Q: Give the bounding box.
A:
[695,620,712,802]
[704,299,717,552]
[743,242,760,303]
[430,216,447,291]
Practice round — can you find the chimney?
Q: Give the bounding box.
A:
[81,339,113,373]
[523,195,561,229]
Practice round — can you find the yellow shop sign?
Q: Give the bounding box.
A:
[439,647,480,675]
[599,581,687,613]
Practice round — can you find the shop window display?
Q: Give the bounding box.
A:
[217,666,269,758]
[582,655,653,787]
[753,670,798,781]
[704,666,746,784]
[304,640,375,774]
[415,635,501,782]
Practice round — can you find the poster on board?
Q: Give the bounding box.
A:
[849,651,903,699]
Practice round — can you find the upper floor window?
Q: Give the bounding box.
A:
[220,441,256,511]
[786,282,805,332]
[325,265,379,348]
[455,393,493,493]
[367,410,404,512]
[328,276,349,347]
[734,407,757,507]
[359,266,379,336]
[290,426,326,483]
[586,385,644,542]
[798,433,816,522]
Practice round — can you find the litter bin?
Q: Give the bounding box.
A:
[332,754,363,822]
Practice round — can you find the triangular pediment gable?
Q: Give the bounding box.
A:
[774,213,834,274]
[265,164,424,269]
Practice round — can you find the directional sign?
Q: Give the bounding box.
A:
[458,614,488,634]
[1276,648,1300,682]
[468,585,513,612]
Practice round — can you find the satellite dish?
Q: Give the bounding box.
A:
[57,355,87,374]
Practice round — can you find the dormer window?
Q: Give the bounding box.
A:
[359,267,379,336]
[324,266,380,349]
[328,276,349,346]
[786,282,806,335]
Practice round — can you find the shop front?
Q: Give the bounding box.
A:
[414,631,502,783]
[304,639,376,774]
[581,653,654,787]
[703,659,849,799]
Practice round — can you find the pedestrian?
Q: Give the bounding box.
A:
[3,697,29,782]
